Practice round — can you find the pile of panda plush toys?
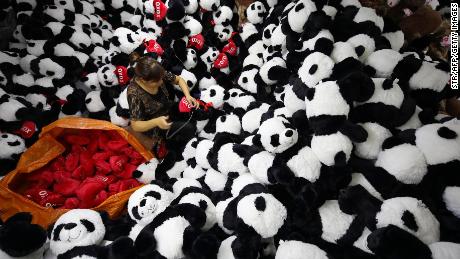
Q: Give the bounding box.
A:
[1,0,460,258]
[0,0,240,176]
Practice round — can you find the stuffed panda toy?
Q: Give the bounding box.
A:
[133,203,219,259]
[0,94,37,132]
[85,88,119,120]
[251,116,299,154]
[170,186,217,231]
[0,132,25,177]
[305,72,374,166]
[0,212,47,259]
[54,85,87,118]
[47,209,104,258]
[127,184,174,240]
[350,78,417,129]
[339,185,441,245]
[216,183,287,258]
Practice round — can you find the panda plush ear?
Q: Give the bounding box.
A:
[4,212,33,224]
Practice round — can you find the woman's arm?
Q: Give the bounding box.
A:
[174,75,191,96]
[174,75,199,107]
[131,116,171,132]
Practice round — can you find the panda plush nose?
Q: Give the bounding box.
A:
[255,196,266,211]
[64,223,77,230]
[285,130,293,137]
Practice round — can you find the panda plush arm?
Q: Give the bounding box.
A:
[367,225,432,259]
[338,185,383,231]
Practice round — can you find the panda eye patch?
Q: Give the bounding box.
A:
[140,199,146,206]
[231,92,238,97]
[257,5,262,10]
[309,64,318,74]
[80,219,96,232]
[251,4,255,10]
[401,211,418,232]
[438,126,457,139]
[7,140,21,146]
[60,0,66,4]
[210,89,216,97]
[53,224,66,241]
[145,190,161,199]
[216,11,221,17]
[64,223,77,230]
[47,71,55,76]
[242,77,248,83]
[295,3,305,12]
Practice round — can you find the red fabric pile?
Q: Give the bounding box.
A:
[21,130,144,209]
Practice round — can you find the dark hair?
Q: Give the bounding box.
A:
[130,52,165,82]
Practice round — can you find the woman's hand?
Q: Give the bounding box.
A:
[186,95,200,108]
[156,116,172,130]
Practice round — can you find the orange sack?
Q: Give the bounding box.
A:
[0,117,153,228]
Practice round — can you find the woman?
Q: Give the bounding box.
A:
[127,53,199,156]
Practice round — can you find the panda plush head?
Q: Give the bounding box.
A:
[213,5,233,26]
[184,15,203,36]
[253,116,298,154]
[237,66,259,94]
[80,72,101,91]
[128,184,174,226]
[199,0,220,12]
[245,1,267,24]
[182,48,198,70]
[414,123,460,168]
[132,158,160,184]
[183,0,199,14]
[346,33,376,62]
[200,84,226,109]
[111,27,142,54]
[230,183,288,238]
[200,46,219,66]
[49,209,106,256]
[214,24,233,42]
[97,64,119,87]
[216,113,242,136]
[296,52,334,88]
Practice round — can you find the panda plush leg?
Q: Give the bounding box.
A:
[367,225,432,259]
